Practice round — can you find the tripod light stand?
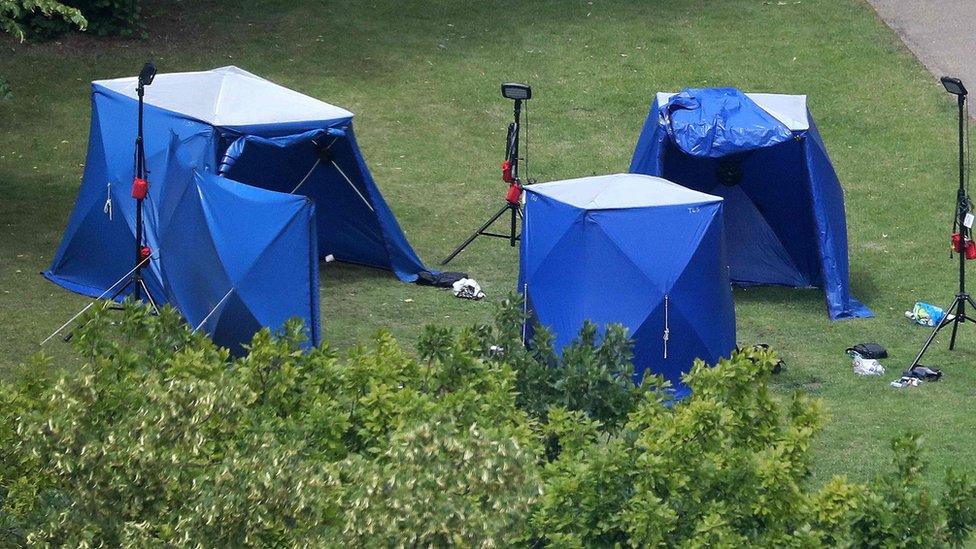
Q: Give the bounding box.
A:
[908,76,976,368]
[110,61,160,312]
[441,83,533,265]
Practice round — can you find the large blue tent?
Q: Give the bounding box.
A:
[519,173,736,398]
[45,66,433,350]
[630,88,871,320]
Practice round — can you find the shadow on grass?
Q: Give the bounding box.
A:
[848,265,882,306]
[732,285,826,311]
[773,373,826,395]
[319,261,399,287]
[731,268,881,318]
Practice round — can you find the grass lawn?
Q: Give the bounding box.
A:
[2,0,975,490]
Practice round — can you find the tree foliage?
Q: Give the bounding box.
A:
[1,0,87,101]
[19,0,142,39]
[0,0,85,41]
[1,297,975,546]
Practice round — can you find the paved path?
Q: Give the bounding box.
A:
[867,0,976,89]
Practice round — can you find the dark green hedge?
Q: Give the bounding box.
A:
[3,297,976,546]
[20,0,142,40]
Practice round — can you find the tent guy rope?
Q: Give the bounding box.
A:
[193,287,235,334]
[40,251,157,346]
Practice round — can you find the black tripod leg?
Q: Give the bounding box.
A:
[949,298,965,350]
[441,204,511,265]
[509,204,518,247]
[109,280,130,301]
[909,295,962,368]
[107,279,133,310]
[138,278,160,314]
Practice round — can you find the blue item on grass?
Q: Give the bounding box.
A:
[907,301,948,327]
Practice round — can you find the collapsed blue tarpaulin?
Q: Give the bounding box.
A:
[519,174,736,399]
[45,66,433,350]
[630,88,872,320]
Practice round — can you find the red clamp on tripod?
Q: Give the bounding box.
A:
[139,245,152,263]
[131,177,149,200]
[441,83,533,265]
[502,159,523,205]
[951,232,976,259]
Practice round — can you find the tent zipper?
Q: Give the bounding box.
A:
[103,182,113,220]
[664,293,670,359]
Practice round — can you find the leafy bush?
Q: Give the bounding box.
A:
[0,76,12,100]
[462,296,655,430]
[13,0,140,40]
[1,297,975,546]
[2,1,87,100]
[1,0,86,40]
[0,303,541,546]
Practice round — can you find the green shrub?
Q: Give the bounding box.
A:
[1,298,974,547]
[1,302,541,546]
[528,338,976,547]
[16,0,140,40]
[2,1,87,100]
[0,76,11,100]
[0,0,86,41]
[463,295,656,431]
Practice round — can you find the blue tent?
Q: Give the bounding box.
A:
[630,88,871,320]
[45,66,433,350]
[519,173,736,398]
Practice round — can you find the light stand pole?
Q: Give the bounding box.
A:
[908,76,976,368]
[441,82,533,265]
[110,61,159,311]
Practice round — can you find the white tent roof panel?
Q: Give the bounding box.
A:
[94,66,354,128]
[527,173,721,210]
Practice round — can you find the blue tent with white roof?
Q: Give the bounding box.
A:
[519,173,736,398]
[45,66,433,350]
[630,88,871,320]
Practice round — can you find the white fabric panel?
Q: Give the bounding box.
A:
[655,91,810,131]
[94,66,354,128]
[527,173,721,209]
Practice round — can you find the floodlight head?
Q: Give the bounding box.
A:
[941,76,967,97]
[501,82,531,101]
[138,62,157,87]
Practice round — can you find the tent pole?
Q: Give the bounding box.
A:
[330,160,375,212]
[290,158,321,194]
[288,142,375,214]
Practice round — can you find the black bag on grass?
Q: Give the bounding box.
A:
[416,270,468,288]
[845,342,887,359]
